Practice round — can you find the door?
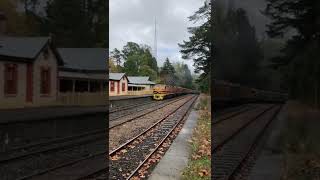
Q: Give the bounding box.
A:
[117,81,120,94]
[26,64,33,102]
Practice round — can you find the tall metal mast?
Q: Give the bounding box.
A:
[154,17,157,61]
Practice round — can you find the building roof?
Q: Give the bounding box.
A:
[59,71,107,80]
[57,48,107,71]
[0,37,50,60]
[128,76,156,85]
[109,73,126,81]
[128,84,146,87]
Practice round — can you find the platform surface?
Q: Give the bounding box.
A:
[109,94,152,101]
[148,96,200,180]
[0,105,107,124]
[247,102,288,180]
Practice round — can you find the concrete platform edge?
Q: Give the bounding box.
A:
[247,102,289,180]
[148,96,200,180]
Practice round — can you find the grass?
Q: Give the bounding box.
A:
[280,101,320,180]
[181,95,211,180]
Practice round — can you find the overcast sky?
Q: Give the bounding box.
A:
[109,0,205,74]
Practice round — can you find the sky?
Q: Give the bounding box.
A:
[109,0,205,74]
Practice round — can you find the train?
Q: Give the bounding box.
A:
[152,80,288,105]
[212,79,288,107]
[152,84,197,100]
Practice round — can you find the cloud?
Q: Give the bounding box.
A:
[109,0,205,73]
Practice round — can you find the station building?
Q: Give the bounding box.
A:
[0,37,61,107]
[127,76,155,92]
[109,73,128,96]
[57,48,107,93]
[0,12,107,108]
[0,37,107,108]
[108,73,156,96]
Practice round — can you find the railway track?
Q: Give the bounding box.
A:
[0,127,107,180]
[84,95,198,180]
[109,99,154,113]
[212,104,282,179]
[0,95,196,180]
[109,95,186,121]
[109,95,189,129]
[213,104,259,124]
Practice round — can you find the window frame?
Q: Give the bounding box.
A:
[4,63,18,96]
[122,82,126,92]
[40,67,51,95]
[110,81,115,92]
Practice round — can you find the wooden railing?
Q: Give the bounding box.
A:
[57,92,107,106]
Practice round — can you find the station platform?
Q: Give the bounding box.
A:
[109,94,152,101]
[0,105,107,124]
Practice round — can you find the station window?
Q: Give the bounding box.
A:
[122,82,126,91]
[110,81,115,92]
[4,64,18,95]
[41,67,51,94]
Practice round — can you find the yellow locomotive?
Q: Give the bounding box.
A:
[153,84,195,100]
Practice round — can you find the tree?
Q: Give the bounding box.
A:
[173,62,193,88]
[43,0,94,47]
[43,0,107,47]
[264,0,320,106]
[120,42,158,80]
[111,48,122,66]
[212,4,264,89]
[160,58,176,85]
[179,0,211,92]
[0,0,38,35]
[109,58,120,73]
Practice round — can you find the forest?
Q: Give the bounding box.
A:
[109,42,194,90]
[0,0,107,48]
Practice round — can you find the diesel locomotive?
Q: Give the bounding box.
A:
[152,84,196,100]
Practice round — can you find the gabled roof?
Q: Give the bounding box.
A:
[0,37,50,60]
[109,73,126,81]
[57,48,107,71]
[128,76,156,85]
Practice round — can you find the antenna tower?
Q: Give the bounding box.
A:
[154,17,157,61]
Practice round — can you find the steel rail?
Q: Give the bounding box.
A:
[125,95,198,180]
[213,104,276,153]
[109,95,191,129]
[0,130,106,164]
[213,105,260,125]
[226,105,282,179]
[109,95,195,155]
[109,95,187,122]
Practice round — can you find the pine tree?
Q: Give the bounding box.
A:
[179,1,211,80]
[160,58,176,85]
[44,0,95,47]
[111,48,122,66]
